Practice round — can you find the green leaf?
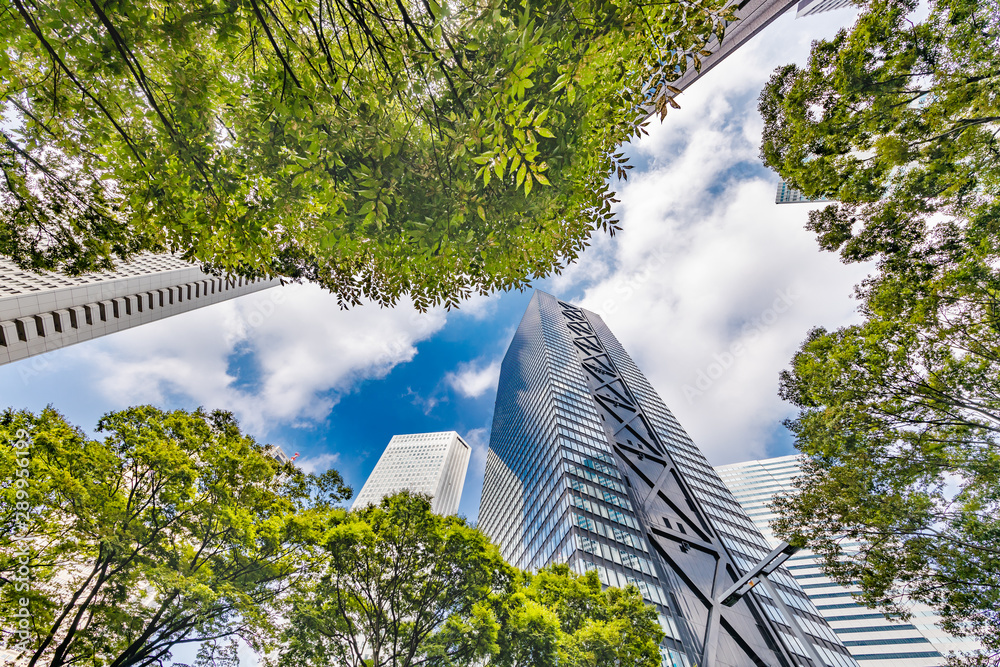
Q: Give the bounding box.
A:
[0,0,751,312]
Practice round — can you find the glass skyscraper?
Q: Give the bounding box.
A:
[479,291,857,667]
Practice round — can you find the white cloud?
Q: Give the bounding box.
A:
[462,426,490,471]
[457,426,491,520]
[69,284,447,435]
[453,292,502,320]
[565,8,871,465]
[445,359,501,399]
[295,451,341,475]
[406,387,442,415]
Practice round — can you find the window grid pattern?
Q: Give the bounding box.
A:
[0,253,194,297]
[480,293,863,667]
[478,292,693,663]
[352,431,471,515]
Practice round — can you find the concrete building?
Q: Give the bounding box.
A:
[478,291,857,667]
[352,431,471,516]
[0,254,277,366]
[265,445,293,464]
[716,455,984,666]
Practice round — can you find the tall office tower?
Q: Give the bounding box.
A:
[479,291,857,667]
[352,431,472,516]
[0,254,277,366]
[717,456,984,666]
[671,0,797,91]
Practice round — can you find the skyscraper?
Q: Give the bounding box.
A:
[265,445,293,465]
[670,0,798,91]
[352,431,472,516]
[716,455,984,665]
[479,291,856,667]
[0,254,277,366]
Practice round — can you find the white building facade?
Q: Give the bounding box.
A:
[352,431,471,516]
[0,254,277,366]
[716,455,983,666]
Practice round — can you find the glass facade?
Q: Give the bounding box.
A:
[717,456,984,666]
[479,291,857,667]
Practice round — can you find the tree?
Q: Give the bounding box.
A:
[0,405,350,667]
[494,563,664,667]
[774,321,1000,665]
[759,0,999,271]
[273,493,664,667]
[272,491,512,667]
[1,0,731,310]
[759,0,1000,662]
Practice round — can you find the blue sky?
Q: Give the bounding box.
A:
[0,5,869,524]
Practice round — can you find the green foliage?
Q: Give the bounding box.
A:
[2,413,666,667]
[1,0,731,310]
[0,405,349,667]
[272,491,513,667]
[759,0,1000,270]
[273,495,664,667]
[774,319,1000,664]
[494,563,664,667]
[760,0,1000,662]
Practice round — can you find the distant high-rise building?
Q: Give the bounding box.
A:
[0,254,277,366]
[265,445,292,464]
[479,291,857,667]
[352,431,471,516]
[775,180,830,204]
[716,455,984,666]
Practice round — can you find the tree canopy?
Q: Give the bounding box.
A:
[2,0,730,310]
[2,406,668,667]
[0,405,350,667]
[493,563,664,667]
[273,492,665,667]
[760,0,999,271]
[272,490,511,667]
[774,321,1000,664]
[759,0,1000,662]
